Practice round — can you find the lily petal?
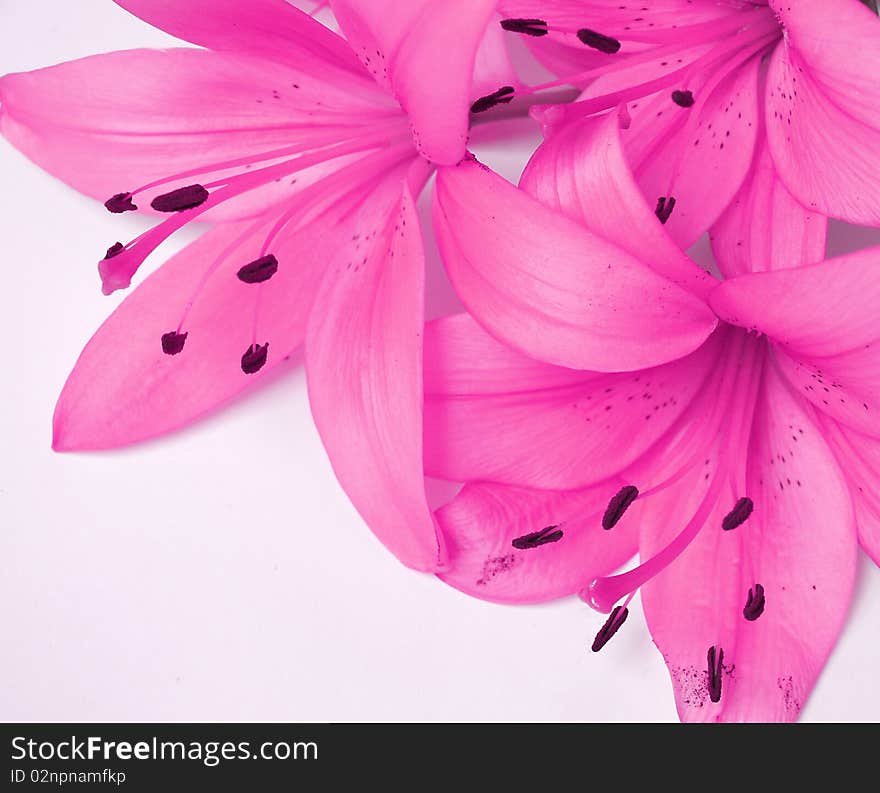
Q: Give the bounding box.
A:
[436,480,638,603]
[621,56,761,249]
[0,48,395,221]
[710,136,827,279]
[114,0,362,71]
[519,112,714,297]
[331,0,498,165]
[424,314,721,489]
[433,157,717,371]
[766,0,880,224]
[423,313,591,397]
[710,248,880,437]
[53,208,339,451]
[817,415,880,568]
[305,173,444,572]
[472,12,519,99]
[642,363,856,722]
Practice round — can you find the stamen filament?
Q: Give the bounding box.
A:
[100,131,410,294]
[123,120,407,199]
[523,11,778,94]
[661,30,778,199]
[585,469,728,612]
[171,145,413,343]
[583,331,763,613]
[545,8,769,46]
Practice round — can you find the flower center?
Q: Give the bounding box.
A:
[511,329,769,681]
[584,330,767,617]
[498,4,780,223]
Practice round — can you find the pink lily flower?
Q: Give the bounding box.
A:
[0,0,513,572]
[425,112,879,721]
[493,0,880,246]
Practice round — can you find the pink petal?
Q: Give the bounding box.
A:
[765,0,880,224]
[433,157,717,371]
[710,136,827,279]
[305,172,444,572]
[516,1,761,248]
[642,363,856,722]
[331,0,498,165]
[618,55,761,249]
[472,12,519,99]
[114,0,362,71]
[710,249,880,437]
[53,209,337,451]
[436,480,638,603]
[423,313,723,489]
[0,48,395,221]
[817,415,880,568]
[423,314,592,397]
[519,112,715,298]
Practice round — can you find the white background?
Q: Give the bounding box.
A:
[2,1,880,722]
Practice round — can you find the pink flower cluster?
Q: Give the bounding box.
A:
[2,0,880,722]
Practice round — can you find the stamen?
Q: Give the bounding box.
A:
[98,132,409,296]
[671,90,695,108]
[241,342,269,374]
[585,467,727,612]
[707,645,724,703]
[104,242,125,260]
[500,18,548,36]
[743,584,765,621]
[722,497,753,531]
[527,14,779,133]
[859,0,879,14]
[151,184,210,213]
[602,485,639,530]
[523,13,762,95]
[161,331,187,356]
[104,192,137,214]
[470,86,515,114]
[591,605,629,652]
[655,196,676,224]
[512,525,563,549]
[659,29,779,204]
[166,148,414,368]
[237,254,279,284]
[576,29,621,54]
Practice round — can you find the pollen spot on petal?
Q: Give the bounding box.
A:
[476,553,517,586]
[241,342,269,374]
[161,330,187,356]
